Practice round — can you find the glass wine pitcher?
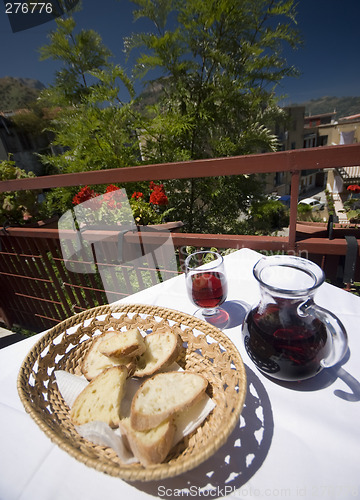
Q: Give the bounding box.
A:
[242,255,348,381]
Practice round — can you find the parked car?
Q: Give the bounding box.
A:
[298,197,325,211]
[267,194,291,208]
[278,195,291,208]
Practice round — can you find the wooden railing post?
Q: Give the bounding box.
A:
[288,169,300,253]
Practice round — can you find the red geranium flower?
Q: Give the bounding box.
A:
[105,184,120,193]
[132,192,144,200]
[149,183,169,206]
[72,186,97,205]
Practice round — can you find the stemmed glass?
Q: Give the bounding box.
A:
[185,250,229,327]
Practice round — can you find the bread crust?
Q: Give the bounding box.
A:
[70,365,128,428]
[99,328,146,358]
[82,328,183,381]
[82,332,136,381]
[130,371,208,431]
[119,417,175,466]
[133,330,182,378]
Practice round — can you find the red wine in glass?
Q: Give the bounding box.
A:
[185,250,229,327]
[190,271,227,309]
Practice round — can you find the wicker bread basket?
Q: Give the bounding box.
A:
[17,303,247,482]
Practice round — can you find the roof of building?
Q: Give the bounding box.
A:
[339,113,360,121]
[304,112,336,120]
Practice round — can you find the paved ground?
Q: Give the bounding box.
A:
[0,326,14,338]
[332,194,349,224]
[295,188,328,222]
[0,326,28,349]
[276,187,348,237]
[299,187,348,223]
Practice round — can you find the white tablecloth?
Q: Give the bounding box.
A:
[0,249,359,500]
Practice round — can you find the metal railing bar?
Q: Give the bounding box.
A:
[34,313,62,324]
[22,237,64,321]
[6,236,54,322]
[33,237,73,317]
[0,271,53,283]
[63,282,129,297]
[47,238,80,309]
[14,292,63,306]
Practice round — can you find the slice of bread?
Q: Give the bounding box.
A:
[131,371,208,431]
[119,416,175,466]
[99,328,146,358]
[70,365,128,428]
[82,332,135,381]
[133,330,182,378]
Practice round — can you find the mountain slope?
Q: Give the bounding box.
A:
[0,77,45,111]
[293,96,360,119]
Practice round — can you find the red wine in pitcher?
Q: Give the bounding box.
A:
[190,271,227,308]
[243,303,330,381]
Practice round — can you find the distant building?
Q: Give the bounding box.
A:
[317,113,360,146]
[304,111,336,128]
[262,106,306,197]
[267,106,326,198]
[299,110,360,213]
[278,106,305,151]
[303,112,337,148]
[319,114,360,199]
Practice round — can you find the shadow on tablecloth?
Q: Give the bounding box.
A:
[265,348,360,402]
[129,364,273,498]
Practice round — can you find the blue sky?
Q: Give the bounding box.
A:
[0,0,359,105]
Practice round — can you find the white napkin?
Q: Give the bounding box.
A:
[55,365,215,465]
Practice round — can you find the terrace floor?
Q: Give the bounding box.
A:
[332,193,349,224]
[0,326,13,338]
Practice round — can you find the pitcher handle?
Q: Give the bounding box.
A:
[302,301,348,368]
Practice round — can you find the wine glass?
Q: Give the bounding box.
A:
[185,250,229,328]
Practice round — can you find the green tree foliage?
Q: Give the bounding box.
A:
[296,202,312,221]
[39,17,112,106]
[129,0,300,159]
[37,17,142,212]
[0,160,39,225]
[125,0,300,232]
[10,98,52,139]
[37,1,300,234]
[38,17,140,174]
[247,199,289,234]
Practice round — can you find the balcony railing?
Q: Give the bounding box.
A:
[1,144,359,332]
